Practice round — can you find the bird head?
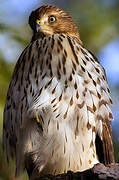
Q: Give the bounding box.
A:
[29,5,80,41]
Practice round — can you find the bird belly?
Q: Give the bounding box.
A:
[39,116,99,176]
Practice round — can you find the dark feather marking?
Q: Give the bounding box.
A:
[97,78,101,85]
[48,36,51,41]
[32,89,34,97]
[26,72,30,85]
[88,50,99,63]
[87,106,95,114]
[21,51,27,73]
[38,47,42,59]
[34,88,43,101]
[51,36,55,49]
[77,101,85,109]
[85,56,89,61]
[21,95,25,101]
[42,73,46,80]
[44,46,48,54]
[68,37,79,65]
[49,52,52,61]
[46,58,48,66]
[13,101,15,109]
[50,69,53,77]
[97,92,101,99]
[64,144,66,154]
[74,82,78,89]
[88,72,92,79]
[34,66,38,79]
[57,122,59,130]
[25,96,28,108]
[93,80,97,87]
[56,114,60,118]
[58,60,61,69]
[87,121,91,130]
[6,104,11,110]
[57,39,63,50]
[63,66,66,75]
[62,54,66,65]
[90,58,94,62]
[81,48,87,56]
[75,115,79,137]
[43,38,46,48]
[110,98,113,104]
[70,97,73,106]
[20,74,23,85]
[59,36,63,42]
[65,133,67,142]
[64,49,67,58]
[72,61,76,71]
[52,86,57,94]
[28,44,33,60]
[57,68,61,80]
[69,74,72,81]
[53,104,57,108]
[35,40,39,49]
[99,100,108,108]
[29,56,34,74]
[82,58,87,66]
[109,112,113,119]
[24,87,27,96]
[81,65,85,72]
[76,91,79,99]
[7,95,10,100]
[53,108,58,112]
[40,58,43,71]
[80,158,82,166]
[64,111,67,119]
[45,78,53,89]
[36,79,38,86]
[72,69,75,75]
[21,104,23,124]
[95,67,100,74]
[57,47,60,53]
[93,104,96,112]
[61,34,65,38]
[51,98,56,104]
[48,63,53,77]
[59,94,62,102]
[107,88,110,93]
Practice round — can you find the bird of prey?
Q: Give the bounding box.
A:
[3,4,115,179]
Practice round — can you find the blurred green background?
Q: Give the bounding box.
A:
[0,0,119,179]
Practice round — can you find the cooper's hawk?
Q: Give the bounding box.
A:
[3,4,115,179]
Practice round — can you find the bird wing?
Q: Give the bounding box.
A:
[67,36,115,164]
[3,41,41,175]
[79,48,115,165]
[3,35,64,175]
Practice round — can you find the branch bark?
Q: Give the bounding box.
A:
[34,163,119,180]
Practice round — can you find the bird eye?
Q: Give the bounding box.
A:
[49,16,56,23]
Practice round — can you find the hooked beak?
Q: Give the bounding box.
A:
[36,19,42,32]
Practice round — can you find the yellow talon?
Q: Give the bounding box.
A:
[35,114,40,123]
[35,113,43,130]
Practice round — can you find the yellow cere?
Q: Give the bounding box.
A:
[36,19,41,24]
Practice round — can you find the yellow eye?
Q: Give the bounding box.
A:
[49,16,56,23]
